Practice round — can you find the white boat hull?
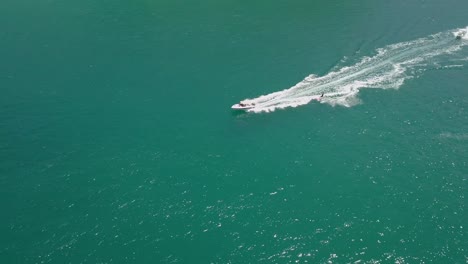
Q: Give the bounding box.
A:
[231,103,255,110]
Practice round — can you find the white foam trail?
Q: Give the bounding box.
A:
[242,26,468,113]
[453,26,468,40]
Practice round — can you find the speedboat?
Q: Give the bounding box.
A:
[231,101,255,110]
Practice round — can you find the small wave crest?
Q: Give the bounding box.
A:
[241,26,468,113]
[439,132,468,140]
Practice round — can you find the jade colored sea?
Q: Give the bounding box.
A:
[1,0,467,263]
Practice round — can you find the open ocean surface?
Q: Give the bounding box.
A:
[1,0,467,263]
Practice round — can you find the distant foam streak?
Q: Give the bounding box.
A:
[440,132,468,140]
[242,26,468,113]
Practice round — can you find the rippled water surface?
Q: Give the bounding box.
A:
[1,0,467,263]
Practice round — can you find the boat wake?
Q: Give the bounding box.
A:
[242,26,468,113]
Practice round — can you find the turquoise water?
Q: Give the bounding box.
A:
[1,0,467,263]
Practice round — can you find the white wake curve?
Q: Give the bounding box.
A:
[242,26,468,113]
